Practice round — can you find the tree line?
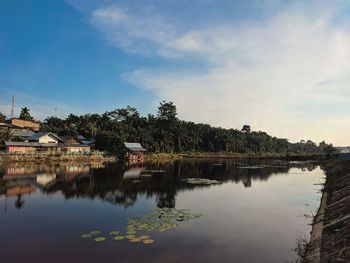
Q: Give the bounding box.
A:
[1,102,336,156]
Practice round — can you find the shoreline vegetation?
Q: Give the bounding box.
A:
[304,159,350,262]
[144,152,327,161]
[0,154,117,163]
[0,152,326,163]
[1,102,336,160]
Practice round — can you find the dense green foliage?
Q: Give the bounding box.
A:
[39,101,335,156]
[0,111,6,122]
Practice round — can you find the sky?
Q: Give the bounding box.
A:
[0,0,349,146]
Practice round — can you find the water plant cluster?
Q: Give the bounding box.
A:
[81,208,202,245]
[182,178,221,185]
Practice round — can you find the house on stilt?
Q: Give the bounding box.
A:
[123,142,146,163]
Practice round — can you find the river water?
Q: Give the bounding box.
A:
[0,159,324,263]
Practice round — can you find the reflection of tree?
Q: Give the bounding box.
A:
[0,160,319,209]
[242,175,252,188]
[157,192,176,208]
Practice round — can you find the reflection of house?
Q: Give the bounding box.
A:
[36,174,56,186]
[63,165,90,174]
[9,118,40,131]
[123,167,145,180]
[5,132,90,153]
[124,142,146,163]
[6,185,36,196]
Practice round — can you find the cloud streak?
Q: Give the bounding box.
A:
[90,2,350,145]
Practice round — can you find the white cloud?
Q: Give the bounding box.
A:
[91,5,350,145]
[91,6,176,54]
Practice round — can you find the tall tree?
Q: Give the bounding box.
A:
[157,101,177,121]
[0,111,6,122]
[19,107,34,121]
[241,125,251,133]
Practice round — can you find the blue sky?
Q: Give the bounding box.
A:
[1,0,349,145]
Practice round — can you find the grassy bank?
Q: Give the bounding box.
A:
[304,159,350,262]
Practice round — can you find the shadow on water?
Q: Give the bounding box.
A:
[0,159,318,210]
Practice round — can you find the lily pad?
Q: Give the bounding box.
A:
[94,237,106,242]
[143,239,154,244]
[113,236,125,241]
[126,230,137,235]
[182,178,221,185]
[139,235,150,240]
[109,231,120,235]
[125,235,136,239]
[90,230,101,235]
[129,237,142,243]
[81,234,92,238]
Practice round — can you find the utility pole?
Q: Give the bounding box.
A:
[11,96,15,117]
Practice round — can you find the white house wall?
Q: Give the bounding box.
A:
[38,134,58,144]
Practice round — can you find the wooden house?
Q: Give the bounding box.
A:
[124,142,146,163]
[9,118,40,131]
[5,132,90,154]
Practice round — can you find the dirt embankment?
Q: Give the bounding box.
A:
[304,159,350,263]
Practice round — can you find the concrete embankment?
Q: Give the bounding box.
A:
[304,159,350,263]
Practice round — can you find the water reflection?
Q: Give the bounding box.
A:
[0,159,318,211]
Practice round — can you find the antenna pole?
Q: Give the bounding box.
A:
[11,96,15,117]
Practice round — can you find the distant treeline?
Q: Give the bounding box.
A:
[3,102,336,157]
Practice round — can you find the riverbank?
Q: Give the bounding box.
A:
[0,154,117,163]
[304,159,350,262]
[145,152,325,161]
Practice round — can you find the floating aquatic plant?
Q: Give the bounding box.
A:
[237,166,265,169]
[182,178,221,185]
[129,237,142,243]
[113,236,125,241]
[81,208,201,246]
[143,239,154,244]
[94,237,106,242]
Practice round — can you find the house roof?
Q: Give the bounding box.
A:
[13,130,35,138]
[124,142,146,151]
[0,122,13,128]
[76,135,87,141]
[5,142,64,147]
[64,144,90,147]
[27,132,64,142]
[5,141,41,147]
[5,142,89,147]
[81,140,94,146]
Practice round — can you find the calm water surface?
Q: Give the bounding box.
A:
[0,159,324,263]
